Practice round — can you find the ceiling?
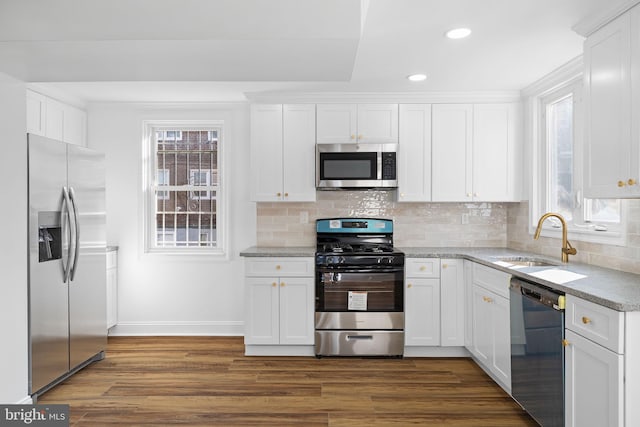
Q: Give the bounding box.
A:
[0,0,623,103]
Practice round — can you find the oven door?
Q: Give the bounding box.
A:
[316,267,403,312]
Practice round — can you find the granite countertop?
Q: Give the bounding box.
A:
[401,247,640,312]
[240,245,640,311]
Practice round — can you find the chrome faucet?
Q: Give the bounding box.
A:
[534,212,577,263]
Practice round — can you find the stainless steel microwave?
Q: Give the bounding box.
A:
[316,143,398,189]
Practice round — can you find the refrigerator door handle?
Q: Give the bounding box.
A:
[69,186,80,281]
[62,186,73,283]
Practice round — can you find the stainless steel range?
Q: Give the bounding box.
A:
[315,218,404,357]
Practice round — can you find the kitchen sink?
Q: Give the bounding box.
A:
[492,256,560,268]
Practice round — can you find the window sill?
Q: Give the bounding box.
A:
[529,225,626,246]
[143,248,230,261]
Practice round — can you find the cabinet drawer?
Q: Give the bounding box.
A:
[106,250,117,269]
[245,257,314,277]
[566,295,624,354]
[405,258,440,278]
[472,263,511,299]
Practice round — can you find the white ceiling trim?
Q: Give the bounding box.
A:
[244,91,522,104]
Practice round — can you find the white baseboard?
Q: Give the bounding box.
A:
[108,320,243,336]
[403,346,470,358]
[244,345,315,357]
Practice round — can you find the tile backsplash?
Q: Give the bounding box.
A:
[256,190,510,248]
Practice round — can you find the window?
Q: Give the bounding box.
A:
[534,78,624,241]
[144,123,223,253]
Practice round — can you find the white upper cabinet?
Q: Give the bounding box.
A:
[317,104,398,144]
[583,8,640,198]
[398,104,432,202]
[432,104,473,201]
[26,89,87,146]
[432,103,520,202]
[250,104,316,202]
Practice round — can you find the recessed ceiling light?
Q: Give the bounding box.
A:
[445,28,472,39]
[407,74,427,82]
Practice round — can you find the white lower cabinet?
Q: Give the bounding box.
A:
[106,248,118,330]
[565,329,623,427]
[244,257,315,354]
[469,263,511,394]
[404,258,465,351]
[565,295,625,426]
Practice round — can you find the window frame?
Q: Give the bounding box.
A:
[530,73,626,245]
[142,120,227,256]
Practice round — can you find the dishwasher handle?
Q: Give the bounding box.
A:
[511,278,565,311]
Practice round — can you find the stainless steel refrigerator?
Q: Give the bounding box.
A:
[28,133,107,397]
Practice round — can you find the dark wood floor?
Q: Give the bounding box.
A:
[39,336,537,426]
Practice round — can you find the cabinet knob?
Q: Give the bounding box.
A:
[277,192,282,197]
[358,134,363,140]
[407,283,412,288]
[562,339,570,347]
[442,264,448,269]
[272,282,277,287]
[276,265,281,270]
[618,181,626,188]
[581,316,591,324]
[280,282,285,287]
[350,134,356,140]
[629,179,637,186]
[419,266,426,271]
[483,296,493,303]
[466,193,472,197]
[284,192,289,197]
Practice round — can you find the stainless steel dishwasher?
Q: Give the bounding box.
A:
[510,277,565,427]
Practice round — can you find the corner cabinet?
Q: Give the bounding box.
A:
[249,104,316,202]
[583,7,640,198]
[244,257,315,356]
[431,103,520,202]
[316,104,398,144]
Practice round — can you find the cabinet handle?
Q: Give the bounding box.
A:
[272,282,277,287]
[407,283,412,288]
[280,282,285,287]
[581,316,591,324]
[276,265,281,270]
[483,296,493,303]
[618,181,626,188]
[629,179,637,186]
[562,339,570,347]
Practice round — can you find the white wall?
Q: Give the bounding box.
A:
[88,103,255,335]
[0,72,29,403]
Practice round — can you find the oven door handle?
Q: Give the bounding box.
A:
[317,267,403,274]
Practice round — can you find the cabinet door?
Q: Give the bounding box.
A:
[398,104,432,202]
[584,12,634,198]
[404,278,440,346]
[45,98,64,141]
[279,277,314,345]
[63,104,87,147]
[357,104,399,144]
[464,260,474,349]
[491,294,511,392]
[472,104,519,201]
[471,284,492,365]
[244,278,280,345]
[26,90,46,136]
[440,259,465,347]
[432,104,473,201]
[250,104,284,201]
[565,329,623,427]
[283,104,316,202]
[316,104,357,144]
